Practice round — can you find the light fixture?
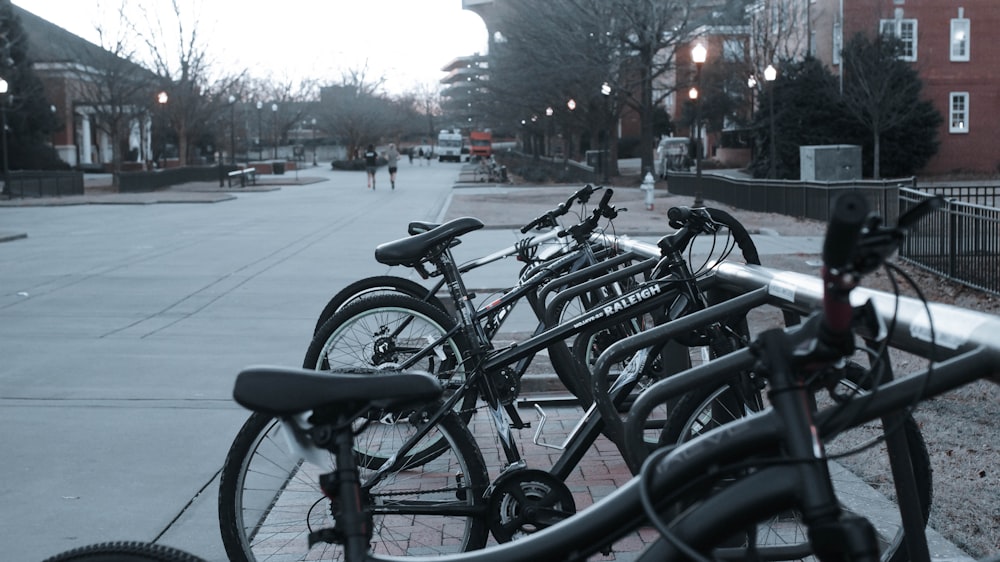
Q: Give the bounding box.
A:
[692,43,707,64]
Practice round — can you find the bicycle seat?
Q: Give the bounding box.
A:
[233,365,443,416]
[375,216,484,266]
[408,221,438,235]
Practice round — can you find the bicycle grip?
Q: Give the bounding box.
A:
[597,187,614,209]
[667,206,691,222]
[822,193,869,272]
[520,219,540,234]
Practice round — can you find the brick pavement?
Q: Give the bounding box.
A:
[468,397,656,559]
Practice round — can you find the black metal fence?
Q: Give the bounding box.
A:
[2,170,84,197]
[665,171,912,224]
[899,187,1000,297]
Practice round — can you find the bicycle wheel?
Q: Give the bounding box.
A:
[306,292,476,416]
[42,541,207,562]
[662,379,932,562]
[218,407,490,562]
[312,275,445,335]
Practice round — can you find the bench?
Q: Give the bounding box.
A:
[227,167,257,188]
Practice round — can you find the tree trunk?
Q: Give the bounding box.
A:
[177,121,189,167]
[639,46,655,174]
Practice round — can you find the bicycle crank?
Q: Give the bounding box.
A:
[485,468,576,542]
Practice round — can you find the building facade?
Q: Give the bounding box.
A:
[827,0,999,175]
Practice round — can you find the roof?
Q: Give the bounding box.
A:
[13,4,137,69]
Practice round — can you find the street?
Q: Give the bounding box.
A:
[0,163,462,561]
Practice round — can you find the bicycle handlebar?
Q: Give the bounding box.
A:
[520,184,602,233]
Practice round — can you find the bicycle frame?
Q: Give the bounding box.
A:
[365,238,747,484]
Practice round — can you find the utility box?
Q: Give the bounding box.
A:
[799,145,861,181]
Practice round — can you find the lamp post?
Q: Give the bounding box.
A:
[255,101,263,160]
[691,43,707,207]
[545,106,553,156]
[601,81,612,184]
[764,64,777,179]
[156,91,168,169]
[311,118,317,166]
[747,75,757,164]
[0,78,8,195]
[228,95,236,166]
[271,103,278,159]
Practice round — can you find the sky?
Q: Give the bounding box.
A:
[12,0,490,94]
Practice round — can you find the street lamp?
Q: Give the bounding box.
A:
[228,94,236,166]
[255,101,263,160]
[271,103,278,159]
[156,91,168,169]
[691,43,707,207]
[311,118,317,166]
[764,64,777,179]
[600,82,612,184]
[545,106,553,156]
[0,78,8,195]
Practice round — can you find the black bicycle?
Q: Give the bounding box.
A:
[229,192,999,562]
[219,198,765,560]
[308,184,612,335]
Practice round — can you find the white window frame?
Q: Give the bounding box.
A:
[880,18,918,61]
[949,92,969,134]
[951,18,970,62]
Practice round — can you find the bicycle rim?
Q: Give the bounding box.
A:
[307,296,475,464]
[219,410,489,561]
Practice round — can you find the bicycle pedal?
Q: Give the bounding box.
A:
[308,527,345,547]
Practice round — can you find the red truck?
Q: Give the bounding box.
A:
[469,130,493,160]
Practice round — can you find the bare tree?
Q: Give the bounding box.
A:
[63,1,155,188]
[488,0,696,173]
[840,32,930,179]
[129,0,245,166]
[317,64,397,160]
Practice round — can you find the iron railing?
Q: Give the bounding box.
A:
[899,187,1000,297]
[665,171,912,224]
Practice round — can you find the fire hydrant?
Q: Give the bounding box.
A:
[639,171,656,210]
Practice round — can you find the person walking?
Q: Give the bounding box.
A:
[385,143,400,190]
[417,147,424,166]
[364,144,378,189]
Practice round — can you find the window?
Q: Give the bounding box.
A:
[833,21,842,65]
[951,18,970,61]
[880,18,918,61]
[949,92,969,134]
[723,38,743,61]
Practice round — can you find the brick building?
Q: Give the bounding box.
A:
[829,0,1000,175]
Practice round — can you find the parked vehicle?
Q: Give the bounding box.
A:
[655,136,690,178]
[437,129,464,162]
[469,130,493,160]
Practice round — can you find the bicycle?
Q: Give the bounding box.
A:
[230,191,1000,562]
[309,184,611,335]
[219,198,765,560]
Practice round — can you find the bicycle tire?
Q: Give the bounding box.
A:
[42,541,207,562]
[307,292,476,419]
[312,275,445,335]
[661,380,932,562]
[218,407,490,562]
